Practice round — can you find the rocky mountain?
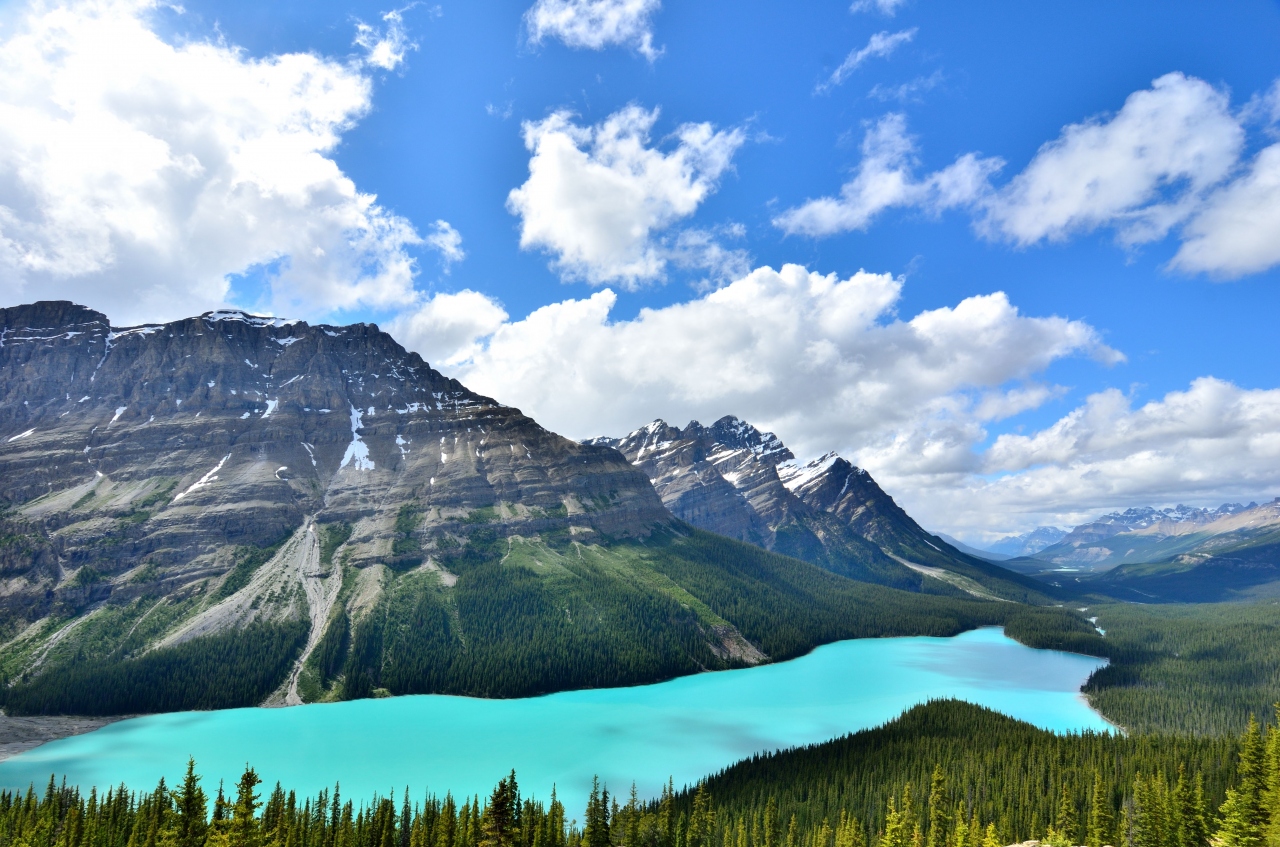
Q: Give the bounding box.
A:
[590,418,1048,602]
[1019,503,1258,571]
[1086,499,1280,601]
[979,498,1280,601]
[0,301,1009,716]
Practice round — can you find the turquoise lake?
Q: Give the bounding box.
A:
[0,628,1108,813]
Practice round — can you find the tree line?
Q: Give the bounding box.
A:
[5,699,1279,847]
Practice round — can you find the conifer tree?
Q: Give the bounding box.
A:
[926,767,948,847]
[1265,708,1280,847]
[483,774,518,847]
[1217,715,1271,847]
[687,785,713,847]
[171,759,207,847]
[1219,790,1262,847]
[1053,781,1078,847]
[1088,772,1112,847]
[764,798,780,847]
[230,766,263,847]
[949,806,967,847]
[583,778,609,847]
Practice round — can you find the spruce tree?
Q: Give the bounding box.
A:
[1219,790,1263,847]
[1055,782,1079,847]
[230,766,263,847]
[927,767,948,847]
[1088,772,1113,847]
[172,759,207,847]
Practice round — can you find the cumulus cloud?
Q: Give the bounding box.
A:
[817,29,917,93]
[387,289,509,369]
[981,72,1243,247]
[1171,144,1280,276]
[774,114,1002,237]
[507,105,746,286]
[424,220,465,269]
[386,267,1280,538]
[0,0,426,325]
[783,72,1280,280]
[525,0,661,61]
[354,8,418,72]
[897,378,1280,537]
[396,264,1119,467]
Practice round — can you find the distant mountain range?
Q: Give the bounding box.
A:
[590,418,1048,603]
[992,500,1280,601]
[985,527,1068,558]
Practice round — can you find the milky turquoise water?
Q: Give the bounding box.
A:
[0,628,1108,813]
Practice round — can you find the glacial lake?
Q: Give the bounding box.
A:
[0,628,1108,813]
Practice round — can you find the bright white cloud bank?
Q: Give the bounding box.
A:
[507,106,746,286]
[525,0,661,61]
[387,263,1212,534]
[910,378,1280,538]
[0,0,454,325]
[781,72,1280,280]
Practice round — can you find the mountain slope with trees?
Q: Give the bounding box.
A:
[0,301,1051,716]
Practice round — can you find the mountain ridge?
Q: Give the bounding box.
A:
[0,300,1018,716]
[591,417,1050,602]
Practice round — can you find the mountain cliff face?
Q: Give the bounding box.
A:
[591,418,1046,601]
[0,302,1012,716]
[0,302,689,710]
[0,300,667,595]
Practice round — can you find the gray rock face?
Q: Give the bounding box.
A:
[594,417,1048,600]
[590,418,918,588]
[0,301,670,623]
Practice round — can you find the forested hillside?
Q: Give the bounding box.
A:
[995,601,1280,736]
[0,302,1055,717]
[0,528,1024,713]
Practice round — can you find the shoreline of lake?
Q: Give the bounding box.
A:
[0,627,1109,810]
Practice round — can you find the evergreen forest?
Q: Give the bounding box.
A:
[5,699,1279,847]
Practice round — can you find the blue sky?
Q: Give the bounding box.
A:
[2,0,1280,538]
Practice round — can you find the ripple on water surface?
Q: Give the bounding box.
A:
[0,627,1108,811]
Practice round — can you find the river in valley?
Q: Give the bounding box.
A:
[0,627,1109,812]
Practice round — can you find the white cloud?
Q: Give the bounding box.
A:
[387,261,1280,540]
[783,72,1280,280]
[1171,143,1280,277]
[525,0,661,61]
[387,289,509,369]
[0,0,423,326]
[424,220,465,269]
[818,29,917,93]
[981,72,1243,247]
[898,378,1280,537]
[397,264,1118,471]
[850,0,908,15]
[506,105,746,286]
[773,114,1002,237]
[354,8,417,72]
